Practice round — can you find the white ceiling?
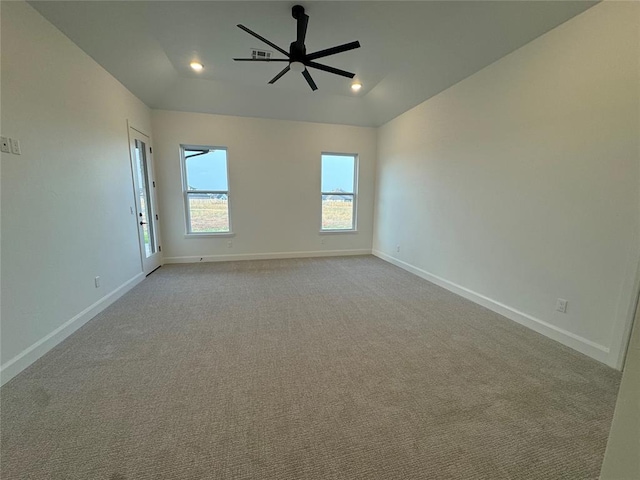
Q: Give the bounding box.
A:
[29,1,597,127]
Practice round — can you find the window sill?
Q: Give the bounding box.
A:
[184,232,235,239]
[319,230,358,235]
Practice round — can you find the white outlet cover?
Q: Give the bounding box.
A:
[556,298,568,313]
[10,138,21,155]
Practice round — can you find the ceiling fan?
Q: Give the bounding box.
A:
[233,5,361,91]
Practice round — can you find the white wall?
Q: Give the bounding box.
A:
[374,1,640,369]
[152,110,376,262]
[1,1,151,383]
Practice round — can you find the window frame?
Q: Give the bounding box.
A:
[320,152,359,233]
[180,144,233,237]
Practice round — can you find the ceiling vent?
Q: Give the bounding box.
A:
[251,48,272,60]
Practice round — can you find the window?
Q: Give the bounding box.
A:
[321,153,357,231]
[181,145,231,234]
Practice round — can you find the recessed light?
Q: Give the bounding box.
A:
[351,82,362,92]
[190,61,204,72]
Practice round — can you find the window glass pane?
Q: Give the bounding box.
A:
[185,149,228,191]
[322,195,354,230]
[188,193,229,233]
[321,154,355,193]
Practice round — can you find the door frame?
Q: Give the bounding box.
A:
[611,254,640,370]
[127,121,162,275]
[619,269,640,371]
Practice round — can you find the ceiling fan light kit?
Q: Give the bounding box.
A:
[233,5,361,91]
[290,61,305,73]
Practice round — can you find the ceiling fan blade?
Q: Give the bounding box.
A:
[305,41,360,61]
[297,13,309,45]
[237,24,289,57]
[306,61,355,79]
[233,58,290,62]
[302,69,318,91]
[269,65,291,84]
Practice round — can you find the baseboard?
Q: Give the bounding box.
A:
[0,272,145,386]
[373,250,612,367]
[164,249,372,264]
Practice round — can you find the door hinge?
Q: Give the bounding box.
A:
[150,147,153,154]
[153,181,156,187]
[158,245,162,252]
[155,214,158,220]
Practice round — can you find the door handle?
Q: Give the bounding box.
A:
[140,221,147,225]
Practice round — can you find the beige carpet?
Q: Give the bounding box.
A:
[1,256,620,479]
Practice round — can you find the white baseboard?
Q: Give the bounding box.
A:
[164,249,372,264]
[373,250,612,367]
[0,272,145,386]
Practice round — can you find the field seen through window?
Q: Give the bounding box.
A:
[188,198,354,232]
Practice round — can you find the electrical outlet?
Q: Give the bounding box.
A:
[556,298,568,313]
[321,238,325,245]
[10,138,21,155]
[396,245,401,253]
[227,241,233,248]
[95,276,101,288]
[0,137,10,153]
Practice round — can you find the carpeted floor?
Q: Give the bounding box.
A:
[1,256,621,479]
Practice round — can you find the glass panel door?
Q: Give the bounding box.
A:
[134,139,156,257]
[129,126,162,275]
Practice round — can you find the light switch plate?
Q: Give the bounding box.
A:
[0,137,10,153]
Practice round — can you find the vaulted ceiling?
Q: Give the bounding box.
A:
[30,1,597,127]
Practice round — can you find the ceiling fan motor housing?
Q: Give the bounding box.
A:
[290,42,306,61]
